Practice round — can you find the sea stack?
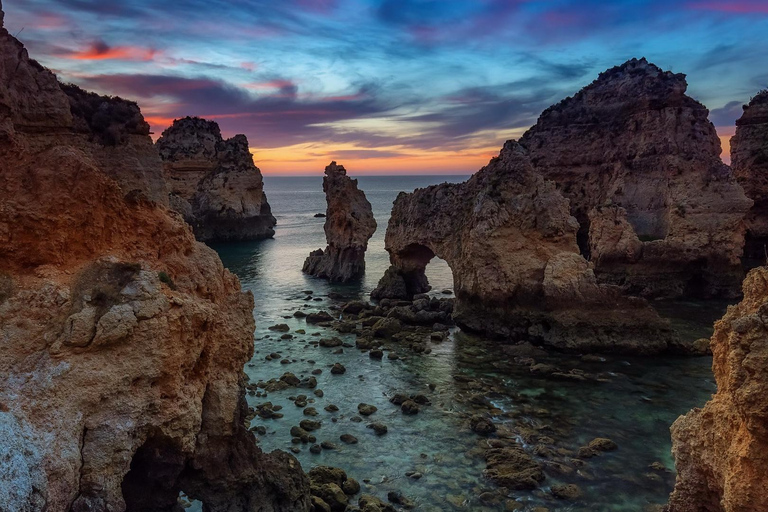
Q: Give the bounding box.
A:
[731,90,768,267]
[520,58,752,299]
[372,141,675,354]
[156,116,276,242]
[0,11,309,510]
[303,162,377,282]
[668,266,768,511]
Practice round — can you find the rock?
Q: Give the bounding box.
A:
[369,349,384,360]
[519,58,750,299]
[387,491,415,509]
[307,311,334,324]
[0,12,309,511]
[325,404,340,412]
[308,466,347,486]
[300,420,322,431]
[358,494,397,512]
[156,116,276,242]
[372,317,402,338]
[400,400,420,415]
[342,478,361,495]
[469,415,496,435]
[367,423,388,435]
[311,496,332,512]
[330,363,346,375]
[269,323,290,332]
[551,484,581,500]
[731,90,768,268]
[319,337,343,348]
[578,437,618,458]
[342,301,369,314]
[484,444,545,490]
[320,441,337,450]
[303,162,377,282]
[358,404,378,416]
[669,267,768,512]
[303,407,318,416]
[371,139,675,354]
[340,434,358,444]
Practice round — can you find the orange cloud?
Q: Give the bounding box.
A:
[65,41,159,61]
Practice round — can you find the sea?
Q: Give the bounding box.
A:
[202,175,726,511]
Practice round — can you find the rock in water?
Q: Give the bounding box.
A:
[732,90,768,268]
[0,8,309,511]
[372,140,674,354]
[668,266,768,512]
[303,162,376,282]
[156,116,276,242]
[519,58,751,299]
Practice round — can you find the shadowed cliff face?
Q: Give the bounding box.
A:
[732,91,768,268]
[156,116,276,242]
[0,7,309,511]
[520,58,752,299]
[303,162,377,282]
[373,141,675,354]
[668,266,768,512]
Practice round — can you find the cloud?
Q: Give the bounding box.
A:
[59,40,160,61]
[709,100,745,127]
[688,1,768,14]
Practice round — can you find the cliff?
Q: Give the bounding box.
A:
[372,141,674,354]
[156,117,276,242]
[731,90,768,268]
[520,58,752,299]
[668,266,768,511]
[0,8,308,511]
[303,162,377,282]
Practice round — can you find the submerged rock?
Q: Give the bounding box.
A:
[156,116,276,242]
[731,90,768,268]
[519,58,751,299]
[372,140,674,354]
[0,8,308,511]
[303,162,377,282]
[669,267,768,511]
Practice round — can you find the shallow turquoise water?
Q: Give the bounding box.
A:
[209,175,725,511]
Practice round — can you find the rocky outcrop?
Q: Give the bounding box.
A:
[303,162,376,282]
[519,58,752,299]
[668,266,768,511]
[0,8,309,511]
[731,90,768,268]
[156,117,276,242]
[372,141,674,354]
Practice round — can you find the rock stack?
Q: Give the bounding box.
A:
[520,58,751,299]
[0,7,309,510]
[303,162,377,282]
[731,90,768,268]
[156,116,276,242]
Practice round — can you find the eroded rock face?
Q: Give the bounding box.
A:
[303,162,376,282]
[0,10,308,511]
[373,141,674,353]
[732,90,768,268]
[668,266,768,511]
[156,117,276,242]
[520,58,752,299]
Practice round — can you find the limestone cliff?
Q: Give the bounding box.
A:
[372,141,674,354]
[0,9,308,511]
[156,117,276,242]
[668,266,768,511]
[303,162,377,282]
[731,90,768,268]
[520,58,752,299]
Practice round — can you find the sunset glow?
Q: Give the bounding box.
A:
[6,0,768,175]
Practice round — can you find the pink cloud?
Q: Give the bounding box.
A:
[62,41,160,61]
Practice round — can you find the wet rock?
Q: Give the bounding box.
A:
[342,478,361,495]
[325,404,340,412]
[484,444,545,490]
[309,466,348,486]
[320,337,343,348]
[343,301,369,315]
[400,400,420,415]
[312,496,332,512]
[369,349,384,359]
[307,311,334,324]
[340,434,358,444]
[320,441,337,450]
[373,317,402,338]
[358,494,397,512]
[470,415,496,435]
[330,363,346,375]
[551,484,582,500]
[578,437,618,458]
[358,403,378,416]
[304,407,318,416]
[269,323,290,332]
[300,419,322,431]
[310,444,322,454]
[387,491,415,509]
[367,423,388,435]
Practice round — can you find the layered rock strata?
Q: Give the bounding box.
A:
[372,141,674,353]
[520,58,751,299]
[731,90,768,267]
[156,117,276,242]
[303,162,376,282]
[0,9,308,511]
[668,266,768,511]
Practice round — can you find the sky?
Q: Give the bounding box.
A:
[5,0,768,175]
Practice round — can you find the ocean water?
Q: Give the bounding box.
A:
[208,175,725,511]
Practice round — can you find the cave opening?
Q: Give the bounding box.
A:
[121,434,189,512]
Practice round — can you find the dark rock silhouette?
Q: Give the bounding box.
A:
[303,162,377,282]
